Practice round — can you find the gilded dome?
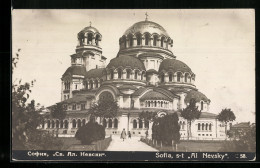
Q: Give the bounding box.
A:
[124,21,169,37]
[79,26,100,34]
[159,59,193,74]
[106,55,146,71]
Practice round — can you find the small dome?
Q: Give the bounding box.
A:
[159,59,193,74]
[106,55,145,71]
[85,68,106,79]
[124,21,169,37]
[79,26,100,35]
[140,91,172,101]
[62,66,86,78]
[184,90,210,104]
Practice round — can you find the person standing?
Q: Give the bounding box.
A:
[128,131,131,139]
[121,128,127,141]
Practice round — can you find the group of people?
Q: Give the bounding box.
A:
[120,128,149,141]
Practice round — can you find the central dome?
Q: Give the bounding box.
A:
[124,21,169,37]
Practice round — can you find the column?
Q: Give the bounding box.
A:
[126,38,129,48]
[165,74,169,82]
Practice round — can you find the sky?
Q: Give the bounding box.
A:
[12,9,255,123]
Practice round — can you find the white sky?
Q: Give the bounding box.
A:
[12,9,255,123]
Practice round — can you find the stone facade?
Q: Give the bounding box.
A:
[42,19,227,140]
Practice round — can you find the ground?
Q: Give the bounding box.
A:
[59,136,224,152]
[106,135,158,151]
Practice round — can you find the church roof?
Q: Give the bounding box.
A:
[106,55,145,71]
[199,112,217,119]
[140,91,172,101]
[62,66,86,78]
[85,68,106,79]
[159,59,193,74]
[124,21,169,37]
[232,122,251,128]
[184,90,210,103]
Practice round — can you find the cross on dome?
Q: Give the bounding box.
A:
[145,12,148,21]
[89,21,92,27]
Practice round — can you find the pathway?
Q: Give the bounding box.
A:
[106,135,158,151]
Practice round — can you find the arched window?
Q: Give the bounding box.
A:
[145,34,149,45]
[114,119,118,128]
[148,101,150,107]
[51,120,55,128]
[136,34,141,45]
[169,73,173,82]
[126,69,131,79]
[198,123,201,130]
[206,123,208,130]
[122,36,126,48]
[201,101,204,110]
[202,123,204,130]
[177,72,182,82]
[209,123,212,131]
[95,34,100,45]
[133,120,137,128]
[118,69,122,79]
[139,119,143,128]
[128,34,133,47]
[108,119,112,128]
[87,33,93,44]
[134,70,138,79]
[89,81,93,89]
[185,73,189,82]
[77,119,81,128]
[161,101,163,107]
[161,74,165,82]
[145,120,149,128]
[153,35,158,46]
[47,120,51,128]
[64,120,68,129]
[161,37,165,47]
[82,119,86,126]
[103,119,107,128]
[42,121,45,129]
[56,120,59,128]
[110,69,114,79]
[72,119,76,128]
[95,80,98,88]
[60,120,64,128]
[154,101,157,107]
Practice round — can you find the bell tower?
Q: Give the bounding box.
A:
[76,22,106,71]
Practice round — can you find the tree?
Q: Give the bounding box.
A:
[180,98,201,140]
[217,108,236,138]
[50,103,66,137]
[151,113,180,145]
[89,98,119,122]
[12,49,63,150]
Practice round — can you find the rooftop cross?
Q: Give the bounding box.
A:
[145,12,148,21]
[89,21,92,27]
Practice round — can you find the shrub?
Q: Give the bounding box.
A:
[75,121,105,145]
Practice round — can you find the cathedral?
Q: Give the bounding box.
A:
[42,17,227,140]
